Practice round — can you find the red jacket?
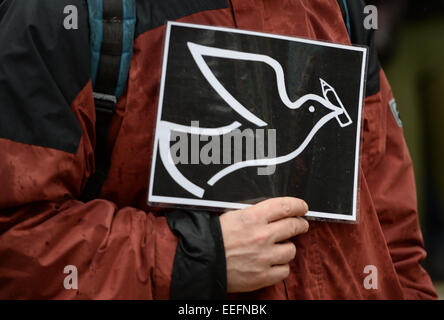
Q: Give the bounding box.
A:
[0,0,437,299]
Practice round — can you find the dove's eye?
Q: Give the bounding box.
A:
[309,106,315,113]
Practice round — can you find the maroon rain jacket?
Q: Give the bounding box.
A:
[0,0,437,299]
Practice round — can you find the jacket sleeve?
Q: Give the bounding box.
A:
[0,0,179,300]
[363,70,437,299]
[0,81,180,299]
[0,0,227,300]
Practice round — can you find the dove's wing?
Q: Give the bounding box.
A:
[188,42,268,127]
[187,42,339,121]
[157,120,242,198]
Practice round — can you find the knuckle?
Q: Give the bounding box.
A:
[281,243,296,262]
[296,217,309,233]
[279,264,290,279]
[257,271,269,284]
[259,252,272,266]
[239,211,254,226]
[279,198,292,215]
[287,218,301,236]
[301,218,310,232]
[254,229,270,243]
[291,219,300,235]
[246,204,266,223]
[300,200,309,212]
[288,243,297,259]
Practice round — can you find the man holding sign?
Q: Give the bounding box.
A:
[0,0,437,300]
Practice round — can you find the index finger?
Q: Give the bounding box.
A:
[243,197,308,223]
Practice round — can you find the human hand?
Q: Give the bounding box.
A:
[219,197,309,293]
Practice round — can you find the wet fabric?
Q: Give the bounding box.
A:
[0,0,88,153]
[0,0,437,299]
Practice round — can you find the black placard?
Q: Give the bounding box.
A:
[148,22,367,222]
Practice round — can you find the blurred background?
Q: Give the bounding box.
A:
[366,0,444,298]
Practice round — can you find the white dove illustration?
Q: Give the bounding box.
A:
[157,42,353,198]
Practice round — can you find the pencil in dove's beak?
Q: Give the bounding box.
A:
[320,78,353,128]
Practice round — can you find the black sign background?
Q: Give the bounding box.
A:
[148,22,367,222]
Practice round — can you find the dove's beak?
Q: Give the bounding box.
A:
[335,107,353,128]
[320,78,353,128]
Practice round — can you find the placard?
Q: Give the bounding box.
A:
[148,21,367,222]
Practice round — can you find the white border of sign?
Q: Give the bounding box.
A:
[148,21,368,222]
